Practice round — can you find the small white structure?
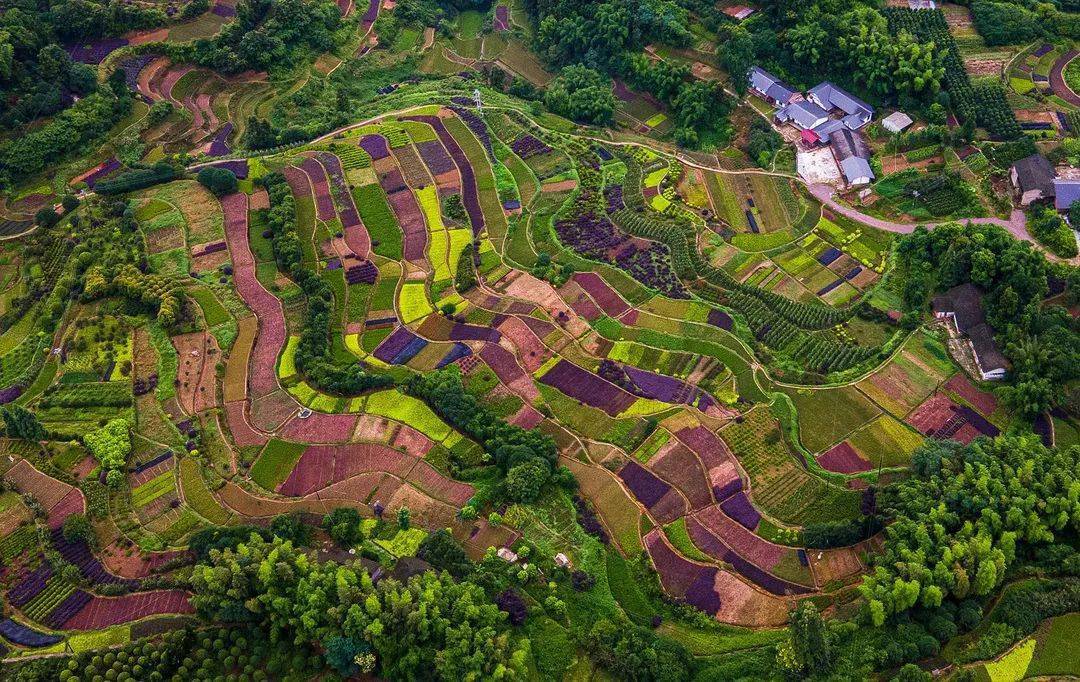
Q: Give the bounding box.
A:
[882,111,914,134]
[497,547,519,563]
[554,553,571,569]
[909,0,935,9]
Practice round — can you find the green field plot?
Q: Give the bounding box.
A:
[250,439,307,491]
[845,414,924,468]
[720,407,860,524]
[784,385,881,453]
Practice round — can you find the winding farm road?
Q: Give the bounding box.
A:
[1050,50,1080,107]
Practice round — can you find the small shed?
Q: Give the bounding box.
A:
[497,547,519,563]
[554,553,571,568]
[882,111,914,134]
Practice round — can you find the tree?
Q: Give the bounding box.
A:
[322,506,363,547]
[717,25,755,95]
[417,528,473,578]
[790,602,832,674]
[35,207,59,228]
[397,506,410,530]
[892,663,932,682]
[1,405,45,441]
[860,436,1076,621]
[196,166,238,197]
[62,513,92,545]
[83,418,131,472]
[544,65,616,125]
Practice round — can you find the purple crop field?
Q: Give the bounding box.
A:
[404,115,485,236]
[206,159,248,179]
[0,384,23,404]
[379,168,408,195]
[684,569,722,614]
[614,243,687,299]
[706,308,734,330]
[644,529,717,601]
[416,140,455,175]
[0,619,62,647]
[624,365,693,404]
[373,326,421,363]
[493,4,509,31]
[719,491,761,530]
[362,0,379,22]
[604,185,625,213]
[9,565,52,607]
[44,590,93,629]
[207,123,234,157]
[437,342,471,368]
[509,134,551,159]
[120,54,156,90]
[83,158,122,189]
[618,460,671,508]
[52,529,138,587]
[346,261,378,284]
[685,517,810,596]
[211,1,238,17]
[539,359,637,416]
[359,135,391,160]
[449,322,500,343]
[67,38,128,64]
[450,107,494,160]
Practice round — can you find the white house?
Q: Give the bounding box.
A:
[882,111,914,133]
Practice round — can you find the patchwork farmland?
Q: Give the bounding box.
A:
[0,0,1077,673]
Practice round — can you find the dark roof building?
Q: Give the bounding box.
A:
[748,67,798,106]
[1011,154,1055,206]
[808,82,873,129]
[830,128,874,186]
[932,283,1009,380]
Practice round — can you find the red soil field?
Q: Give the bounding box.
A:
[509,403,544,429]
[248,390,298,432]
[571,272,630,317]
[405,460,474,506]
[818,442,870,474]
[944,373,998,416]
[650,441,714,510]
[172,331,220,415]
[333,443,416,480]
[160,66,194,103]
[221,192,286,399]
[46,487,86,530]
[130,457,174,487]
[224,400,267,447]
[250,189,270,210]
[391,425,433,457]
[63,591,194,630]
[494,315,548,371]
[279,445,335,496]
[479,343,541,402]
[279,412,358,442]
[4,459,73,511]
[906,393,962,436]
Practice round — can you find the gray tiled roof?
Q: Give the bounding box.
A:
[812,119,845,138]
[840,157,874,184]
[780,100,828,130]
[749,66,797,103]
[1013,154,1055,196]
[809,82,874,119]
[1054,179,1080,210]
